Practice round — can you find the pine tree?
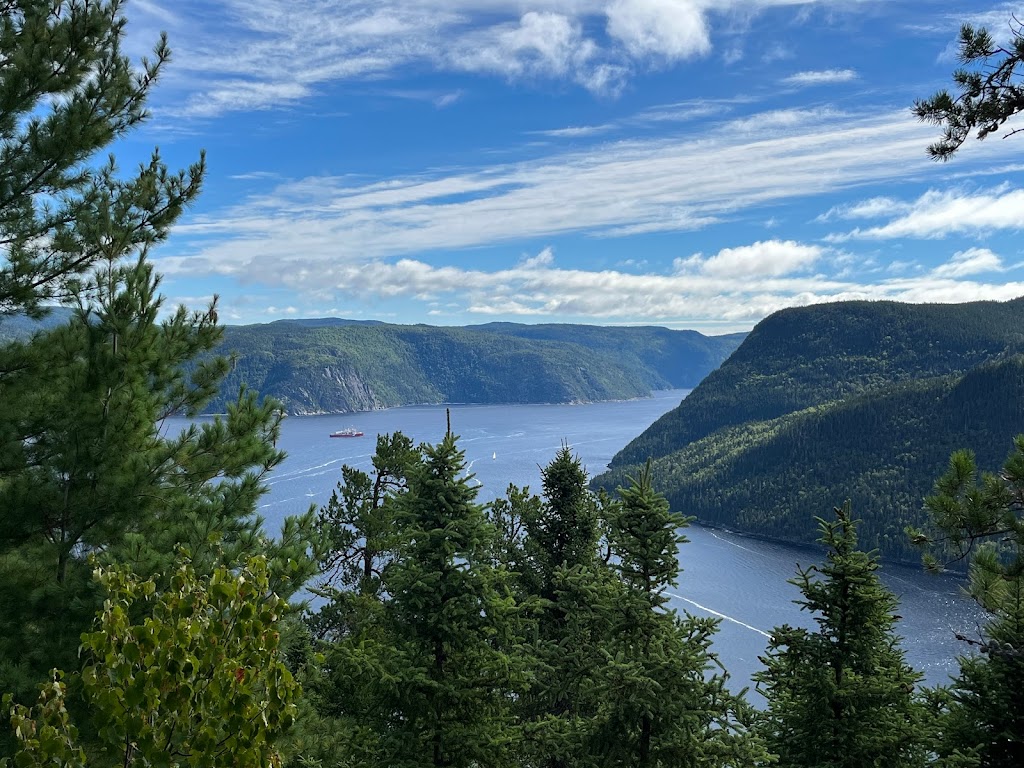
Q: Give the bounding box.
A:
[914,443,1024,767]
[300,433,423,767]
[0,0,315,706]
[310,432,421,636]
[593,462,766,768]
[757,503,927,768]
[915,18,1024,160]
[0,0,186,317]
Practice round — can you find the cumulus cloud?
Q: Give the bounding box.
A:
[606,0,711,61]
[221,254,1024,325]
[932,247,1004,278]
[519,247,556,268]
[449,11,598,84]
[675,240,823,277]
[832,187,1024,240]
[782,68,858,86]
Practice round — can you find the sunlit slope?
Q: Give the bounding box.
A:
[209,321,745,414]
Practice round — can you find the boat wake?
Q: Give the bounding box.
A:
[704,529,760,556]
[666,592,771,638]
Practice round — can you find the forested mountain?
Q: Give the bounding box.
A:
[597,299,1024,563]
[208,321,744,414]
[0,307,74,341]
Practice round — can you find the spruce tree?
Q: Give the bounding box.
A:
[509,446,619,768]
[523,445,600,597]
[757,503,927,768]
[594,462,766,768]
[336,432,527,768]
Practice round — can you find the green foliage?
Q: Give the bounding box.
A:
[503,448,613,768]
[0,257,317,700]
[756,504,927,768]
[2,556,299,767]
[915,440,1024,766]
[208,321,744,415]
[383,433,528,767]
[915,19,1024,160]
[0,0,201,318]
[84,557,299,766]
[1,673,85,768]
[313,432,420,599]
[522,445,601,598]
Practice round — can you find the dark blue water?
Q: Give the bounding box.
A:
[176,390,984,695]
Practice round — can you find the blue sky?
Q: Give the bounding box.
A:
[116,0,1024,333]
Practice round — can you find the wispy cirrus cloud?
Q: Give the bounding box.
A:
[161,106,1015,278]
[830,187,1024,241]
[530,124,615,138]
[817,196,912,221]
[782,68,858,86]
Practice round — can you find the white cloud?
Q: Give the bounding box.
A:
[137,0,879,117]
[675,240,823,277]
[532,124,614,138]
[932,247,1004,278]
[817,196,910,221]
[162,107,1016,278]
[435,91,464,108]
[833,187,1024,240]
[782,68,858,86]
[519,247,556,268]
[222,255,1024,324]
[957,4,1024,47]
[450,11,598,84]
[606,0,711,61]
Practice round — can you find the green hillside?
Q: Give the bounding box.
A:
[209,320,744,414]
[597,298,1024,563]
[609,298,1024,469]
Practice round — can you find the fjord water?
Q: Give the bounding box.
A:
[230,389,981,693]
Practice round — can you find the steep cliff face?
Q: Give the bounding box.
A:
[284,366,398,415]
